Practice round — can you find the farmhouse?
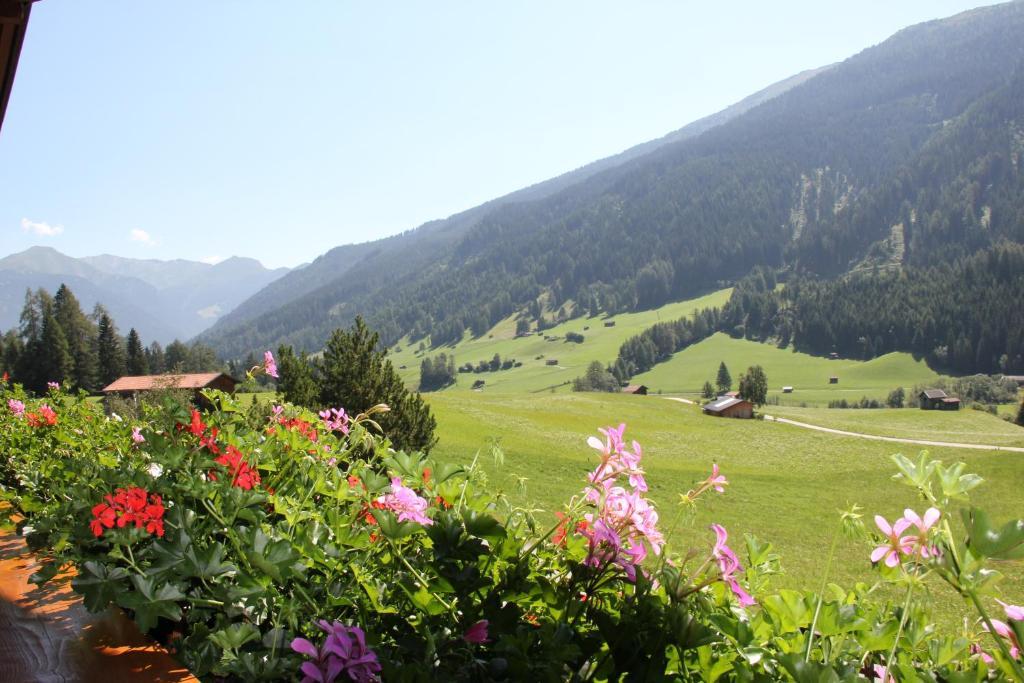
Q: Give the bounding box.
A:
[545,359,559,366]
[702,396,753,419]
[829,352,839,360]
[829,376,839,384]
[1002,375,1024,386]
[918,388,961,410]
[604,321,616,327]
[622,384,648,395]
[782,386,794,393]
[102,373,238,407]
[721,390,740,398]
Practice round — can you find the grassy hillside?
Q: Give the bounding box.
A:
[767,405,1024,448]
[388,289,733,393]
[633,332,942,405]
[424,391,1023,624]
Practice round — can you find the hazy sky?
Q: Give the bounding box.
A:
[0,1,995,268]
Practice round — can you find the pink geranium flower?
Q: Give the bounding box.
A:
[902,507,941,559]
[8,398,25,417]
[997,599,1024,622]
[263,350,279,378]
[463,620,489,644]
[131,427,145,444]
[47,381,60,390]
[319,407,350,435]
[982,618,1022,660]
[708,463,728,492]
[870,515,913,568]
[377,477,433,526]
[710,524,756,606]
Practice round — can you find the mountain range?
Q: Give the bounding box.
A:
[192,1,1024,365]
[0,247,288,343]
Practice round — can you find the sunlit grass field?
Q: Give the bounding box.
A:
[423,391,1024,624]
[387,289,733,393]
[766,405,1024,448]
[634,332,943,405]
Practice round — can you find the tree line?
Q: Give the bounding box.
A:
[0,285,221,395]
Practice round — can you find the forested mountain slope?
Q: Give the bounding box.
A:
[199,68,829,350]
[203,2,1024,365]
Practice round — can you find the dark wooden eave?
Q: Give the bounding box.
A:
[0,0,34,135]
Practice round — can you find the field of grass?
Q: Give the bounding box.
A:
[423,391,1024,624]
[766,405,1024,448]
[387,289,733,393]
[634,332,943,405]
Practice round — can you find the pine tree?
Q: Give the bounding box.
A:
[38,304,74,391]
[16,289,47,391]
[164,340,190,372]
[715,361,732,394]
[276,345,319,407]
[126,328,148,375]
[319,317,436,453]
[54,284,98,391]
[146,341,166,374]
[96,310,125,387]
[1017,397,1024,427]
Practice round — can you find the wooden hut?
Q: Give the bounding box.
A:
[102,373,238,408]
[622,384,648,395]
[918,389,961,410]
[702,396,754,419]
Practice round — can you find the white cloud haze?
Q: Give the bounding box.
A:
[21,217,64,236]
[129,228,158,246]
[200,255,225,265]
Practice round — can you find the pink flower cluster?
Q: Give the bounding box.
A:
[711,524,755,606]
[8,398,25,416]
[291,621,381,683]
[318,407,350,435]
[264,350,279,379]
[976,600,1023,664]
[870,508,940,568]
[376,477,433,526]
[579,424,664,581]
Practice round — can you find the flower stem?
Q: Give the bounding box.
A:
[966,589,1024,680]
[805,522,842,661]
[886,577,915,674]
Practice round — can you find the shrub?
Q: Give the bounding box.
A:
[1,381,1022,681]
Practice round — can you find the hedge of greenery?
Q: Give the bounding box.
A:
[1,371,1022,681]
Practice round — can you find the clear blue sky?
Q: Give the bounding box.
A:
[0,0,995,268]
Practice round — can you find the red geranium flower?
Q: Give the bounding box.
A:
[90,487,165,538]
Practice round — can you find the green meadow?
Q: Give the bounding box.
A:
[634,332,943,405]
[423,391,1024,624]
[387,289,733,393]
[766,405,1024,448]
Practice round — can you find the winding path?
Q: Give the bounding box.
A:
[660,397,1024,453]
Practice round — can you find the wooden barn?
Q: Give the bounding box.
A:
[829,376,839,384]
[622,384,648,395]
[545,359,559,366]
[702,396,754,419]
[918,388,961,410]
[102,373,238,408]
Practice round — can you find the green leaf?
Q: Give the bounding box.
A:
[370,508,418,539]
[184,543,235,580]
[462,509,507,543]
[778,654,842,683]
[761,590,813,634]
[71,560,129,612]
[962,508,1024,559]
[936,462,983,502]
[245,528,300,581]
[117,575,185,632]
[210,623,261,651]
